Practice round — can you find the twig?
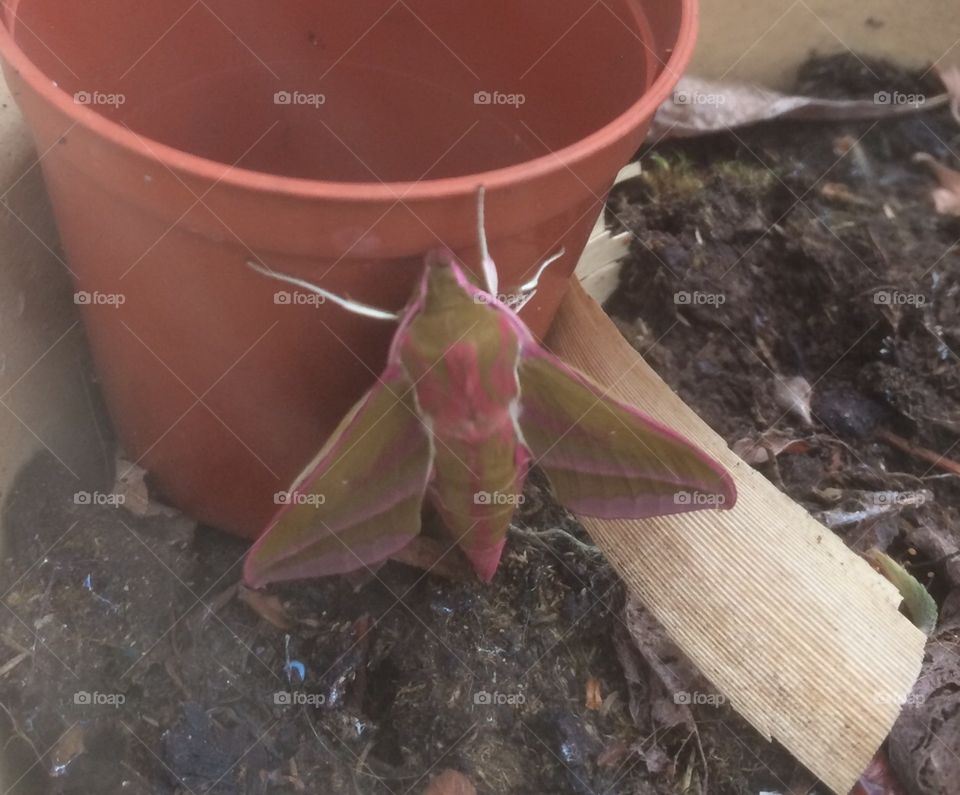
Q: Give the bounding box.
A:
[0,651,30,679]
[877,429,960,477]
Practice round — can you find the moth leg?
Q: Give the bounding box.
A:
[246,260,400,321]
[508,247,565,312]
[476,185,500,297]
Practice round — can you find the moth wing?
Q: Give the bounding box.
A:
[517,349,736,518]
[244,370,433,588]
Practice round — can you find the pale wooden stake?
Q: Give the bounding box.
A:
[548,281,926,794]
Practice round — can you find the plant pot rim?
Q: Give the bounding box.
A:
[0,1,697,200]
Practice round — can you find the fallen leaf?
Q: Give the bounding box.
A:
[596,740,630,769]
[50,724,86,777]
[112,452,182,518]
[585,676,603,710]
[732,430,809,464]
[238,585,294,630]
[422,770,476,795]
[936,63,960,125]
[617,598,700,733]
[112,454,151,516]
[865,550,938,635]
[389,536,474,581]
[820,181,871,206]
[774,376,814,426]
[913,153,960,216]
[850,749,907,795]
[649,76,947,140]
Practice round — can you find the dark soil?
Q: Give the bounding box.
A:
[2,52,959,795]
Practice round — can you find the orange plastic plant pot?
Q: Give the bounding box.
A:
[0,0,697,537]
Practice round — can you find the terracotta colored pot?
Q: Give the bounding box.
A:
[0,0,697,537]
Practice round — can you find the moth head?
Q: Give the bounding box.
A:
[421,250,476,310]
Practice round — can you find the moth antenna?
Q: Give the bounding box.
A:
[246,261,400,322]
[476,185,499,296]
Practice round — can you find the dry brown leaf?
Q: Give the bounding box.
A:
[819,181,870,206]
[389,536,474,581]
[617,597,701,734]
[238,585,294,630]
[112,454,151,516]
[774,376,814,426]
[50,724,86,777]
[112,452,182,517]
[913,153,960,216]
[936,63,960,125]
[732,430,809,464]
[596,740,630,769]
[850,749,908,795]
[422,769,476,795]
[649,76,947,140]
[585,675,603,710]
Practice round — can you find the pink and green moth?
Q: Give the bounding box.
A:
[243,189,736,588]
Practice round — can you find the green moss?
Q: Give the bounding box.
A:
[712,159,777,192]
[640,153,706,200]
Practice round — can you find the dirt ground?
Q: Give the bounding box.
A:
[1,53,958,794]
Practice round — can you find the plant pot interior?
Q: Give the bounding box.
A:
[9,0,667,181]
